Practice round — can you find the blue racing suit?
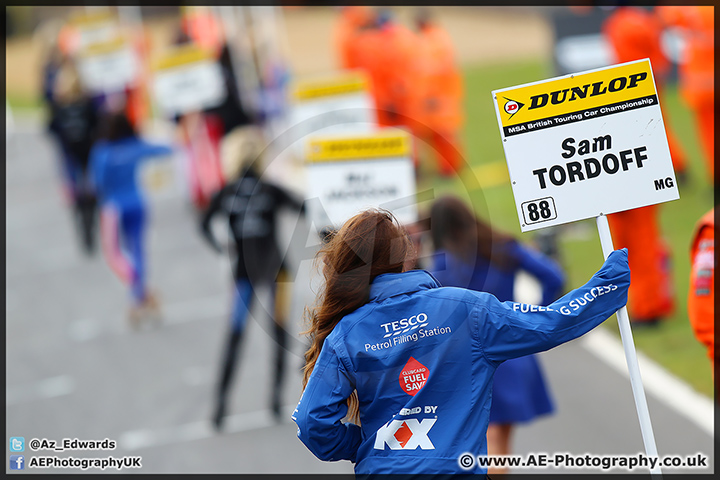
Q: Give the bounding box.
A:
[292,248,630,475]
[90,138,172,303]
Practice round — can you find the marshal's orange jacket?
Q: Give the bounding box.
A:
[688,209,715,368]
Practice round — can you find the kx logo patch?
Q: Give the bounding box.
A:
[373,418,436,450]
[503,97,525,119]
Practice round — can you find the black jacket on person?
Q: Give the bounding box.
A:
[205,43,257,132]
[48,98,99,171]
[201,166,305,282]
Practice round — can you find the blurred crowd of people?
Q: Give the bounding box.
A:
[41,8,249,308]
[600,5,714,328]
[334,6,464,176]
[39,6,294,429]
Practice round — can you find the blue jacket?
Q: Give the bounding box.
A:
[430,241,564,304]
[292,248,630,475]
[89,137,172,209]
[430,242,565,424]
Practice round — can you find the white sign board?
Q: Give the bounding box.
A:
[305,129,417,229]
[492,59,679,232]
[77,39,139,93]
[152,47,226,117]
[288,71,377,157]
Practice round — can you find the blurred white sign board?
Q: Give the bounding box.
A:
[77,37,139,93]
[288,70,377,157]
[152,45,226,117]
[305,129,417,230]
[68,10,120,51]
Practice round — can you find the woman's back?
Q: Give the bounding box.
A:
[294,209,629,476]
[322,270,492,473]
[295,248,629,474]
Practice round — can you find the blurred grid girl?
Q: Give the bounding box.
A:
[428,196,564,475]
[89,111,173,325]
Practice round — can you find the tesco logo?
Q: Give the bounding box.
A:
[381,313,428,338]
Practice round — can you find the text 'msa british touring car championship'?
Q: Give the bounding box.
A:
[492,59,679,233]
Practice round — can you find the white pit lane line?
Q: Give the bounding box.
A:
[518,274,713,438]
[581,327,713,437]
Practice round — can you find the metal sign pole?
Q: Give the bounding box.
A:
[596,213,662,476]
[235,6,263,119]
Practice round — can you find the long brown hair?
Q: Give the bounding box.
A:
[430,195,518,271]
[302,209,415,424]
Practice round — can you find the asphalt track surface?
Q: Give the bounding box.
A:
[5,119,714,475]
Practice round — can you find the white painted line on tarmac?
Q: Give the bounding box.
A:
[581,328,714,437]
[6,375,76,406]
[118,405,296,452]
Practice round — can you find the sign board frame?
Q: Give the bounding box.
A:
[152,45,227,117]
[492,58,679,233]
[77,36,139,93]
[492,58,674,475]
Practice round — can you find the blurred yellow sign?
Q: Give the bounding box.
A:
[292,71,369,101]
[152,44,214,71]
[77,36,127,57]
[306,130,411,163]
[68,9,116,27]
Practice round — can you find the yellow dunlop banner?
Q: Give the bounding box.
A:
[152,44,213,71]
[496,59,657,135]
[78,36,127,57]
[306,131,410,163]
[68,10,115,27]
[292,72,369,101]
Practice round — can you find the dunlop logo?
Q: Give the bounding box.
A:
[494,59,658,129]
[528,72,648,110]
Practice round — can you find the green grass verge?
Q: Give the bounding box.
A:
[6,91,44,112]
[438,59,714,397]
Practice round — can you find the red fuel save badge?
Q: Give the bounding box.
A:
[399,357,429,396]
